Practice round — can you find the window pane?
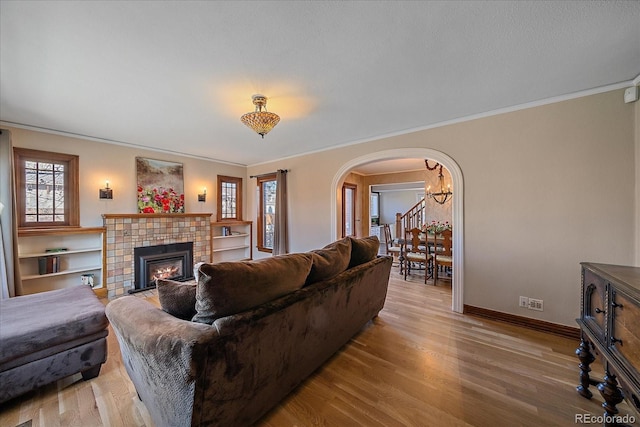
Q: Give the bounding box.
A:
[25,168,37,184]
[221,182,236,219]
[38,168,54,215]
[262,180,276,249]
[345,187,354,236]
[25,190,37,215]
[39,169,53,185]
[21,158,66,224]
[54,168,65,220]
[342,183,357,237]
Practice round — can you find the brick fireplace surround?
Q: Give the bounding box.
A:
[103,214,212,298]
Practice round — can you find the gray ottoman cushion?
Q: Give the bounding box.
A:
[0,285,108,403]
[0,285,108,372]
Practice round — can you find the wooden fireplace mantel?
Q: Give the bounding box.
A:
[102,213,213,219]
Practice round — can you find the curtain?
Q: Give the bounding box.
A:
[272,169,289,255]
[0,202,8,298]
[0,129,21,298]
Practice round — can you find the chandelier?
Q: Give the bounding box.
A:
[240,95,280,138]
[425,160,452,204]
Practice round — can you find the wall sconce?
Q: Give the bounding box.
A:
[99,181,113,199]
[198,188,206,202]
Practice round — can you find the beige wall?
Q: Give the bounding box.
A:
[248,89,636,326]
[6,127,246,227]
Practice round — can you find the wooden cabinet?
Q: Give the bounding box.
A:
[17,227,106,296]
[210,221,252,263]
[576,262,640,422]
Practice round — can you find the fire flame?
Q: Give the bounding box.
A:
[152,266,180,281]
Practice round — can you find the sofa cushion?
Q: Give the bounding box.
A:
[193,253,313,324]
[157,279,197,320]
[306,237,352,285]
[348,235,380,268]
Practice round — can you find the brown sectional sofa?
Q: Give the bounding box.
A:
[106,236,392,426]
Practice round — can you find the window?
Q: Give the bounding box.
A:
[217,175,243,221]
[342,183,357,237]
[370,191,380,225]
[14,148,79,228]
[257,174,276,252]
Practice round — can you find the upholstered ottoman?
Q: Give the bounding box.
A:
[0,285,108,403]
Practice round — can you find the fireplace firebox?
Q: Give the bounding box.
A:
[132,242,194,293]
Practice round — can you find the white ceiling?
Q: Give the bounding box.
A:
[1,1,639,167]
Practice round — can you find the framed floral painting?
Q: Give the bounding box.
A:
[136,157,185,213]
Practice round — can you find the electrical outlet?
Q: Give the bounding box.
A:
[519,296,528,308]
[529,298,543,311]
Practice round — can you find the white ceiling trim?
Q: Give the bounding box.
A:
[1,80,632,169]
[371,182,425,192]
[0,120,246,167]
[354,168,425,177]
[248,81,632,168]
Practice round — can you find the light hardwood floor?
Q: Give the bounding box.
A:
[1,272,637,426]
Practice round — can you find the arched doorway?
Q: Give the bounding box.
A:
[331,148,464,313]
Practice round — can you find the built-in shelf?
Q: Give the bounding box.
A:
[22,265,102,281]
[19,248,101,259]
[210,221,253,263]
[17,227,106,295]
[212,233,250,240]
[212,244,251,253]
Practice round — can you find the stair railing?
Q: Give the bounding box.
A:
[395,198,426,239]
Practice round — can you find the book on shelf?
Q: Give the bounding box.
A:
[38,255,59,274]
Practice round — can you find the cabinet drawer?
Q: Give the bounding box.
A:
[610,289,640,380]
[582,268,607,340]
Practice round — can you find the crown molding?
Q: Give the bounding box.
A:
[249,81,634,168]
[0,121,247,167]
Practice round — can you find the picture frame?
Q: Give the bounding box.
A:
[136,157,185,213]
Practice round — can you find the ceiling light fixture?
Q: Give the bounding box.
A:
[240,94,280,138]
[425,160,452,204]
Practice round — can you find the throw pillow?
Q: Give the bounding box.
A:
[192,253,313,324]
[348,235,380,268]
[156,279,197,320]
[305,237,352,285]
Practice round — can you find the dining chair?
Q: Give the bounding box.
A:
[402,227,433,284]
[432,229,452,284]
[382,224,401,264]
